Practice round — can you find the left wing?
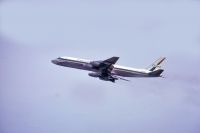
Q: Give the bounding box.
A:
[89,57,122,82]
[103,56,119,64]
[100,56,119,72]
[89,57,130,82]
[90,56,119,71]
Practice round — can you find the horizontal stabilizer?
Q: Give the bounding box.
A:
[149,69,164,77]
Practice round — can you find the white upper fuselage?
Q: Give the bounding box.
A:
[52,56,151,77]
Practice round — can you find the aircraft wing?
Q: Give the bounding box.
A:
[99,56,119,72]
[103,56,119,64]
[90,56,119,72]
[89,56,120,82]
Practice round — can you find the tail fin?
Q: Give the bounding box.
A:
[147,57,166,71]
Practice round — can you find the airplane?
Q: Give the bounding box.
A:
[51,56,166,83]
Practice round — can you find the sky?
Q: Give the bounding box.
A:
[0,0,200,133]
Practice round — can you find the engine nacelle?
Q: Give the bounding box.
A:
[88,72,100,78]
[88,73,117,83]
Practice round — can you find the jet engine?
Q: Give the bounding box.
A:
[88,72,118,83]
[88,72,100,78]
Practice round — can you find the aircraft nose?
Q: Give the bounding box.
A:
[51,59,59,64]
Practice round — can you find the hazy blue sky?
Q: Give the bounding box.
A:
[0,1,200,133]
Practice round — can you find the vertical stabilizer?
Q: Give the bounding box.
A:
[148,57,166,71]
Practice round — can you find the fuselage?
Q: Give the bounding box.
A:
[52,56,151,77]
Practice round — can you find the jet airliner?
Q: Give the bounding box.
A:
[52,56,166,82]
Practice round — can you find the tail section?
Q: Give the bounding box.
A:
[147,57,166,71]
[147,57,166,77]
